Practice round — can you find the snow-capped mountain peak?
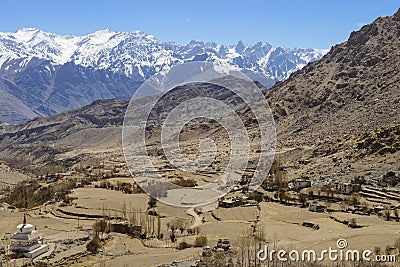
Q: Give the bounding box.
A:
[0,28,327,79]
[0,28,328,124]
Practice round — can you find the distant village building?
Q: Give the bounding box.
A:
[219,198,242,208]
[288,178,311,191]
[262,176,279,191]
[309,201,325,212]
[213,239,231,252]
[10,214,48,259]
[334,182,354,194]
[110,222,142,237]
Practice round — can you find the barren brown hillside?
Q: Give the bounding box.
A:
[0,10,399,183]
[264,8,400,148]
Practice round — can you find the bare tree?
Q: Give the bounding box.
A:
[394,208,399,221]
[235,225,266,267]
[298,193,307,207]
[157,215,161,239]
[384,206,391,221]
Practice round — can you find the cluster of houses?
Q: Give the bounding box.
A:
[288,177,358,195]
[220,176,362,210]
[218,193,262,208]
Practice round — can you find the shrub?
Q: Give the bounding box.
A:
[148,196,157,208]
[86,235,101,254]
[194,235,207,247]
[171,178,197,187]
[93,220,108,236]
[177,241,192,250]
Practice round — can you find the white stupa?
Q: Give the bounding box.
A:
[10,214,48,259]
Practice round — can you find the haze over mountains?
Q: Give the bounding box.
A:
[0,28,326,124]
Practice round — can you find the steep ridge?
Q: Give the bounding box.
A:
[264,9,400,148]
[256,9,400,181]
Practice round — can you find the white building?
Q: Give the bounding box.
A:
[288,178,311,190]
[10,215,48,259]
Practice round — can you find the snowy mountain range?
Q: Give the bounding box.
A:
[0,28,328,124]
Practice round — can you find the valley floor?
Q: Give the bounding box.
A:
[1,186,399,266]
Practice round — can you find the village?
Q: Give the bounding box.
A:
[0,155,399,266]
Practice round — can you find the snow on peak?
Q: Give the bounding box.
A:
[15,27,41,34]
[81,29,118,45]
[14,28,44,42]
[0,28,328,80]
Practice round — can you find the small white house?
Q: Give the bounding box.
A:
[288,178,311,190]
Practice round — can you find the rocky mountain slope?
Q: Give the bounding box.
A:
[0,9,399,183]
[265,8,400,148]
[260,8,400,181]
[0,28,326,124]
[0,82,245,165]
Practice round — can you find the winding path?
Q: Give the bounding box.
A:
[185,207,203,228]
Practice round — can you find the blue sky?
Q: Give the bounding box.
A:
[0,0,398,49]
